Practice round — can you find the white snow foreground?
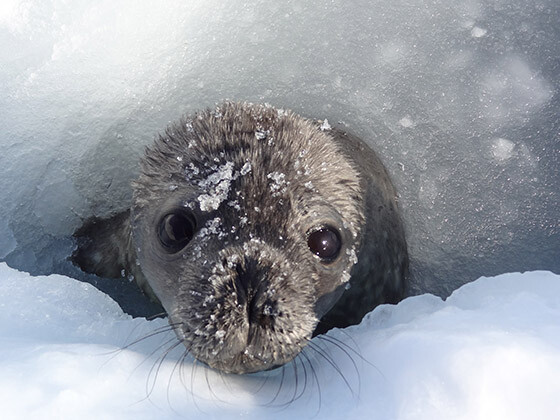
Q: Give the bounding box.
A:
[0,263,558,420]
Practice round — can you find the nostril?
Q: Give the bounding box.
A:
[234,273,248,306]
[232,258,259,305]
[230,256,276,329]
[249,296,277,330]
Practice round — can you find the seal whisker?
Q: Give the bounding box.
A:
[299,350,322,418]
[103,321,182,361]
[144,338,184,400]
[317,334,385,381]
[261,364,286,407]
[316,335,362,394]
[288,356,306,405]
[188,359,205,413]
[96,324,180,376]
[252,368,271,396]
[166,344,191,409]
[306,341,357,398]
[203,362,229,405]
[123,324,179,349]
[96,323,177,360]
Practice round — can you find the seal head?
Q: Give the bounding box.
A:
[73,102,408,374]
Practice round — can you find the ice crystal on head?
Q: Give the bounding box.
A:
[185,163,200,179]
[320,119,331,131]
[227,200,241,211]
[197,162,234,212]
[183,201,196,210]
[205,217,224,236]
[192,245,203,259]
[240,162,252,175]
[304,181,314,190]
[263,304,279,317]
[197,217,225,242]
[225,254,240,268]
[255,130,268,140]
[267,171,288,196]
[346,247,358,265]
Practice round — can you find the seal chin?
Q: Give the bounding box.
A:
[200,343,301,375]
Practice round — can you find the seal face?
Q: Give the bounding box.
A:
[73,102,408,374]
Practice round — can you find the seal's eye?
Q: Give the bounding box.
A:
[158,211,196,253]
[307,226,341,262]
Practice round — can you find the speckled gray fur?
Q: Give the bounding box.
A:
[73,102,408,374]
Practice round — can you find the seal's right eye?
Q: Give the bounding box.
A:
[158,211,196,253]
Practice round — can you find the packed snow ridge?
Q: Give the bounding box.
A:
[1,263,559,420]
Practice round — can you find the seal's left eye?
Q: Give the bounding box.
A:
[158,211,196,253]
[307,226,341,262]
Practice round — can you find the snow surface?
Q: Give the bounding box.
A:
[0,0,558,300]
[1,262,559,420]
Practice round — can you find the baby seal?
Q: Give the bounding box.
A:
[72,102,408,374]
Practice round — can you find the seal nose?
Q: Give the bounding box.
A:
[233,258,276,330]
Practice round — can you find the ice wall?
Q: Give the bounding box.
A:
[1,0,558,299]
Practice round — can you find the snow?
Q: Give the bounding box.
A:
[196,161,236,212]
[1,262,559,419]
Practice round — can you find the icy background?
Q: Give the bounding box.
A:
[1,263,559,420]
[1,0,558,299]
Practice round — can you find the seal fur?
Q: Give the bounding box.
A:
[72,102,408,374]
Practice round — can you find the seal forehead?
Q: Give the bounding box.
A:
[135,102,363,239]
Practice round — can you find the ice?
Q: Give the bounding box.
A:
[491,137,516,162]
[267,171,288,195]
[197,161,235,212]
[1,263,559,419]
[470,26,488,38]
[0,1,559,308]
[319,119,331,131]
[240,161,252,175]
